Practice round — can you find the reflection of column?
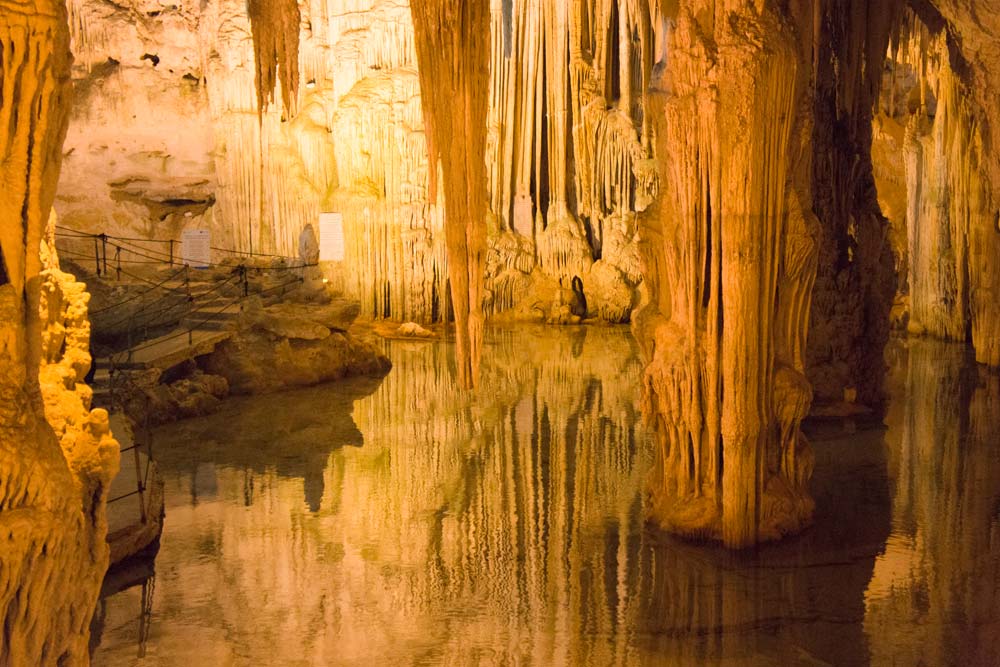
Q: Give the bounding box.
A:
[866,340,1000,666]
[344,327,651,663]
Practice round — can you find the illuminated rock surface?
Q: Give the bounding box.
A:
[55,0,658,324]
[0,3,119,663]
[89,328,999,665]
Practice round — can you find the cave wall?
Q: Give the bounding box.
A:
[872,4,1000,367]
[0,1,119,663]
[58,0,656,324]
[807,0,900,406]
[58,0,216,246]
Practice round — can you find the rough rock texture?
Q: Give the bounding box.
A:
[0,2,119,661]
[58,0,216,244]
[633,0,821,547]
[116,363,230,426]
[807,0,899,407]
[202,298,390,394]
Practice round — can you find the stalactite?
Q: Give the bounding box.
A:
[247,0,301,117]
[877,14,999,367]
[62,0,660,322]
[409,0,491,388]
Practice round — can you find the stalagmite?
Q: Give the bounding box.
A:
[0,1,119,662]
[408,0,491,387]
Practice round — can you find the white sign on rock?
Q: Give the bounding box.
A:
[181,229,211,268]
[319,212,345,261]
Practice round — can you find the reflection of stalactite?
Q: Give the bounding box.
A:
[344,327,652,661]
[134,328,921,665]
[866,340,1000,666]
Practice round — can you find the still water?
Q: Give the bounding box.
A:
[91,326,1000,666]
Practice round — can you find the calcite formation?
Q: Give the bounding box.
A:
[632,0,821,547]
[0,2,119,663]
[58,0,656,325]
[19,0,1000,561]
[626,0,999,547]
[409,0,490,387]
[873,6,1000,367]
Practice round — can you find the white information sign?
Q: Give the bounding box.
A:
[181,229,212,268]
[319,212,345,261]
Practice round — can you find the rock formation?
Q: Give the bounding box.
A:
[872,5,1000,367]
[56,0,655,325]
[632,0,824,547]
[16,0,1000,563]
[0,2,119,663]
[409,0,491,387]
[631,0,998,547]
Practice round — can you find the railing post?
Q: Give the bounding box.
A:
[115,246,122,280]
[94,237,101,276]
[100,234,109,276]
[133,434,146,524]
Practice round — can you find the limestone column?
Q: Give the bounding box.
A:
[635,0,816,547]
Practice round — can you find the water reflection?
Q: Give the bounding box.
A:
[91,328,1000,666]
[865,340,1000,666]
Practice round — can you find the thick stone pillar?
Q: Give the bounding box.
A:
[635,1,817,547]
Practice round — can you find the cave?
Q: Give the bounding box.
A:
[1,0,999,664]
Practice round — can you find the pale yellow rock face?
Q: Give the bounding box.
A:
[202,298,391,394]
[57,0,654,325]
[0,3,119,662]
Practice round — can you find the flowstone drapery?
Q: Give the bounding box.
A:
[634,1,818,548]
[872,8,1000,367]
